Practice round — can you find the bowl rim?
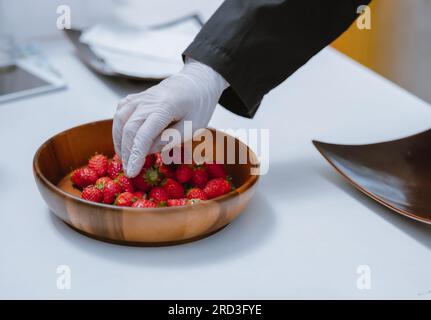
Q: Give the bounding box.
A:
[33,119,260,212]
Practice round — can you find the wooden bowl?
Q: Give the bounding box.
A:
[33,119,259,246]
[313,128,431,224]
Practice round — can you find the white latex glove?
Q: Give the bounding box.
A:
[113,58,228,177]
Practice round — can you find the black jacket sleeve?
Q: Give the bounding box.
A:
[184,0,371,118]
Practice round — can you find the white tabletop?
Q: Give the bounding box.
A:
[1,36,431,299]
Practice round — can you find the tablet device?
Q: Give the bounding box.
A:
[0,58,66,103]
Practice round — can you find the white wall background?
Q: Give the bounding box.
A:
[0,0,223,41]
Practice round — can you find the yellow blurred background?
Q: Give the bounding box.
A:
[332,0,431,104]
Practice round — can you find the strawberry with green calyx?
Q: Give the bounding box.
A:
[115,174,134,193]
[133,191,146,200]
[88,154,108,177]
[156,201,167,207]
[132,167,161,192]
[153,152,175,178]
[95,177,111,191]
[203,178,231,199]
[149,187,168,203]
[146,167,162,184]
[161,178,184,199]
[81,185,103,203]
[226,175,236,191]
[71,167,98,189]
[115,192,136,207]
[132,199,157,208]
[186,188,208,200]
[102,180,122,204]
[107,160,123,179]
[175,164,193,184]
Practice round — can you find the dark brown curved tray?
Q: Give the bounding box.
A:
[313,129,431,224]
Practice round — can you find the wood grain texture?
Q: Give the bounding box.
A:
[33,119,259,246]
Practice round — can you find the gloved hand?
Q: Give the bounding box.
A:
[113,58,228,178]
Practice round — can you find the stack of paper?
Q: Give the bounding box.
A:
[80,18,201,79]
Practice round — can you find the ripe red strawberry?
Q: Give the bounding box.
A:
[88,154,108,177]
[186,188,208,200]
[132,176,151,192]
[116,174,134,192]
[71,167,98,188]
[167,198,188,207]
[95,176,111,191]
[112,154,121,163]
[132,199,157,208]
[191,167,208,188]
[81,185,103,203]
[107,160,123,179]
[175,164,193,184]
[154,152,163,167]
[158,164,174,178]
[204,163,227,178]
[203,178,231,199]
[161,178,184,199]
[143,154,155,169]
[134,191,146,200]
[132,167,161,192]
[115,192,136,207]
[152,152,174,178]
[102,180,122,204]
[149,187,168,203]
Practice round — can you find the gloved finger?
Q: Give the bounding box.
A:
[117,93,141,111]
[120,100,170,166]
[126,112,172,177]
[120,115,148,168]
[113,99,141,156]
[117,98,129,111]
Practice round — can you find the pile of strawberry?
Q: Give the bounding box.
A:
[70,152,233,207]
